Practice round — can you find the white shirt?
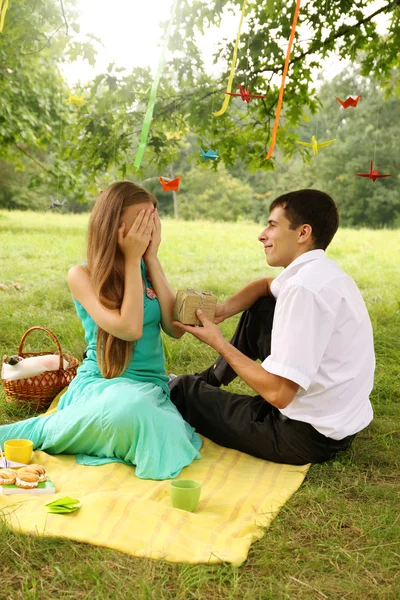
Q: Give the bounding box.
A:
[262,250,375,440]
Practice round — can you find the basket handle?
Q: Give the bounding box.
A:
[17,327,63,371]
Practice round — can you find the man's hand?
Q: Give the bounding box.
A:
[173,309,225,351]
[174,307,299,410]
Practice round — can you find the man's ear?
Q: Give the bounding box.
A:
[298,224,313,246]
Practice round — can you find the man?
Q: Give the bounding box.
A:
[169,189,375,465]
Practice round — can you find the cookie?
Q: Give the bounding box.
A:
[15,468,39,489]
[23,464,47,482]
[0,469,17,485]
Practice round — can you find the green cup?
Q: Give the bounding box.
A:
[170,479,201,512]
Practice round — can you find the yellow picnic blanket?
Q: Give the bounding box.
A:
[0,441,309,565]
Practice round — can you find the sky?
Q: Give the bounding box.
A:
[62,0,390,86]
[62,0,220,83]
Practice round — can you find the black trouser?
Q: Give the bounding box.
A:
[169,296,356,465]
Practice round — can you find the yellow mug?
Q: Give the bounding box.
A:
[4,439,33,464]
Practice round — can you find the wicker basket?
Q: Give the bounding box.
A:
[1,326,79,411]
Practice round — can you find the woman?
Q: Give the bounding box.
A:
[0,182,202,479]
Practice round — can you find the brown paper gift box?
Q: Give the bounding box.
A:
[174,289,217,326]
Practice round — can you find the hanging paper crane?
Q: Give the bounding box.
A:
[158,176,182,192]
[335,95,362,109]
[296,135,335,155]
[49,197,66,209]
[0,0,9,33]
[64,90,85,108]
[225,83,268,104]
[199,148,219,161]
[356,161,392,182]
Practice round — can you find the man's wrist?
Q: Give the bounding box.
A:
[213,336,231,356]
[220,300,233,320]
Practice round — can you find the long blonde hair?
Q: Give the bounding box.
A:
[86,181,158,378]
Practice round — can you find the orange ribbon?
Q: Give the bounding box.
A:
[265,0,301,160]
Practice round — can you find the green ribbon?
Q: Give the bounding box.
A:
[134,0,180,169]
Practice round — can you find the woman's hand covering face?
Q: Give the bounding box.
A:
[143,209,161,260]
[118,208,154,260]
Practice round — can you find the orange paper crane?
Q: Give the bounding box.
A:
[335,95,362,108]
[158,176,182,192]
[356,161,392,182]
[225,83,268,104]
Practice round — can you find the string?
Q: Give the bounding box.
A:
[113,133,117,177]
[244,14,253,93]
[171,0,184,178]
[213,0,248,117]
[372,107,380,167]
[57,115,62,202]
[265,0,302,160]
[211,91,216,148]
[372,36,388,168]
[134,0,180,170]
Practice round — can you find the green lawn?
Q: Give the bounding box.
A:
[0,210,399,599]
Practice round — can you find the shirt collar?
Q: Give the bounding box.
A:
[270,249,326,298]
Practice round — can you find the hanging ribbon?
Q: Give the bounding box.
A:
[134,0,180,169]
[0,0,9,33]
[265,0,301,160]
[213,0,248,117]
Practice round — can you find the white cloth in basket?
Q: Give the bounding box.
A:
[2,355,69,382]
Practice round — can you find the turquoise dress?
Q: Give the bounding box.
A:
[0,262,202,480]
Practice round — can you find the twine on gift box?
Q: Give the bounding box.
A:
[186,288,213,309]
[176,289,213,322]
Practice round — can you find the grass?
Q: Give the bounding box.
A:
[0,210,399,599]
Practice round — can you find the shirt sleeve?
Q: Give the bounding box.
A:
[262,283,336,391]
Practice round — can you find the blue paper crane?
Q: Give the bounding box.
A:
[199,148,219,161]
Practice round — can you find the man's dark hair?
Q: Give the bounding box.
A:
[269,189,339,250]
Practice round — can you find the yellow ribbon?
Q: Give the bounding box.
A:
[0,0,9,33]
[213,0,248,117]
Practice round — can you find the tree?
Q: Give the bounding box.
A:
[238,66,400,227]
[0,0,99,205]
[177,165,253,221]
[148,0,400,171]
[1,0,399,213]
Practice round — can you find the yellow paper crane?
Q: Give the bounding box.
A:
[0,0,9,33]
[296,135,335,155]
[64,90,86,108]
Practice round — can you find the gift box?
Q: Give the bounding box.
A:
[174,289,217,326]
